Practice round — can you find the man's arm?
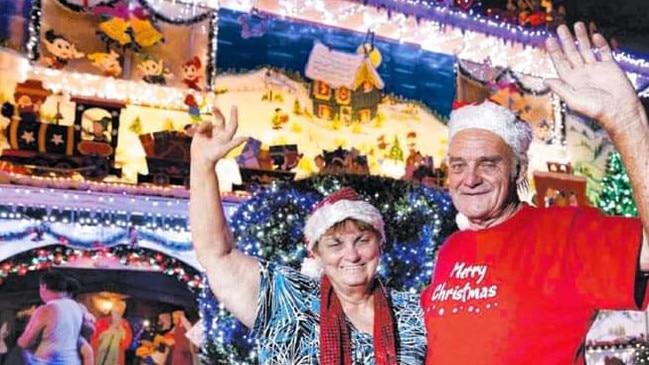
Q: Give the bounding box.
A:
[17,306,47,349]
[544,22,649,269]
[190,105,260,328]
[78,302,96,339]
[79,336,94,365]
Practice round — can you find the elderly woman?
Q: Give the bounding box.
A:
[189,106,427,364]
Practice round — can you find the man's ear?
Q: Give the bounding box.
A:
[516,162,529,185]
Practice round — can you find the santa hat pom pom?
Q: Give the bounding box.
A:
[455,213,471,231]
[300,257,323,279]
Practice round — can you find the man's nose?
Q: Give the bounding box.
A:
[463,167,483,187]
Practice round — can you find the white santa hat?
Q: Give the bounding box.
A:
[448,100,534,157]
[303,187,385,250]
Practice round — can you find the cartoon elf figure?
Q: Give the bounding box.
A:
[87,49,122,77]
[138,56,172,85]
[181,57,202,91]
[41,29,85,69]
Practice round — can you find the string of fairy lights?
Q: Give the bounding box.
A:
[15,0,647,110]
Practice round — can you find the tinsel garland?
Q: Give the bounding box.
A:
[0,244,204,289]
[198,173,457,364]
[0,220,193,252]
[357,0,549,47]
[134,0,211,25]
[206,9,219,89]
[51,0,210,24]
[53,0,120,13]
[457,59,551,96]
[27,0,42,62]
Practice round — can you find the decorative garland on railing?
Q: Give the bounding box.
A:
[0,220,193,252]
[0,244,204,289]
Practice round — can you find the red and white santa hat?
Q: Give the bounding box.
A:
[303,187,385,250]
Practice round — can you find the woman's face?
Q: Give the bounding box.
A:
[314,220,381,292]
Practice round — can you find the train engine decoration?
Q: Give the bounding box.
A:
[1,79,123,179]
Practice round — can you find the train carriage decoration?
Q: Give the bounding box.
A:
[137,130,192,187]
[1,79,123,179]
[234,137,301,191]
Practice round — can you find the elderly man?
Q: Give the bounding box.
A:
[421,22,649,364]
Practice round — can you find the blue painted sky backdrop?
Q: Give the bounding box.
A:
[216,8,457,117]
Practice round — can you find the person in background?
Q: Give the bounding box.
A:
[168,310,192,365]
[0,318,8,365]
[421,22,649,364]
[189,106,427,364]
[66,275,96,365]
[17,270,95,365]
[91,300,132,365]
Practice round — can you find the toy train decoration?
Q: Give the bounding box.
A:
[137,130,192,186]
[0,79,301,188]
[1,79,122,179]
[234,138,301,191]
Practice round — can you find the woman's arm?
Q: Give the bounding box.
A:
[190,105,261,328]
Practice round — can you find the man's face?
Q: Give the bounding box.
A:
[447,129,517,225]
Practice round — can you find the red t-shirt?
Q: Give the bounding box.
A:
[421,205,647,365]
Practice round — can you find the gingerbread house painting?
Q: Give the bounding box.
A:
[305,42,384,123]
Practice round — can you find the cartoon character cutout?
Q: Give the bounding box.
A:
[1,79,52,123]
[88,49,122,77]
[42,29,85,69]
[94,3,164,50]
[183,94,203,124]
[136,312,175,365]
[181,57,202,91]
[138,56,172,85]
[82,116,112,142]
[271,108,288,129]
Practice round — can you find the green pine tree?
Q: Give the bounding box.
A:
[597,151,638,217]
[389,136,404,161]
[129,117,143,135]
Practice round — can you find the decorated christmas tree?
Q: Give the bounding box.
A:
[597,151,638,217]
[198,173,457,364]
